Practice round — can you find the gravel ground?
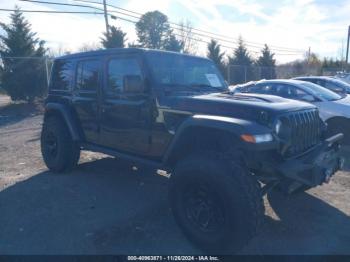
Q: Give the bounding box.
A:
[0,95,349,255]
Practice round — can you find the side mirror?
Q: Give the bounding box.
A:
[123,75,144,93]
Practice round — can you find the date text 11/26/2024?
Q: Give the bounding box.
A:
[127,256,220,261]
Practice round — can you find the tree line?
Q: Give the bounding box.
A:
[0,7,346,102]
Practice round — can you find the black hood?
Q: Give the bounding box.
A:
[159,92,316,123]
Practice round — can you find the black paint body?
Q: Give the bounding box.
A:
[44,48,343,188]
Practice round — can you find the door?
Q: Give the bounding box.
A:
[72,59,101,144]
[100,55,151,155]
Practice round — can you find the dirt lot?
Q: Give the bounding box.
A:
[0,94,350,255]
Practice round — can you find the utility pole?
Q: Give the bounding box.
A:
[307,47,311,75]
[341,40,344,71]
[346,25,350,67]
[103,0,109,37]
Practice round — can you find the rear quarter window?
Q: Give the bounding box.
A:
[75,59,100,91]
[50,59,74,91]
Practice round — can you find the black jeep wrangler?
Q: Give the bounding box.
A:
[41,48,344,253]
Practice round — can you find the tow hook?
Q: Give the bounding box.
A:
[338,157,345,170]
[324,168,333,183]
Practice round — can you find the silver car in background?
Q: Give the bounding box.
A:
[294,76,350,95]
[234,79,350,143]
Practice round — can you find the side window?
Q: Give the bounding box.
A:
[275,85,315,102]
[50,59,74,90]
[248,84,274,94]
[324,81,345,93]
[107,57,142,93]
[274,84,296,98]
[314,79,325,86]
[75,60,100,91]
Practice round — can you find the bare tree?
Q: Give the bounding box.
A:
[78,42,101,52]
[176,20,198,54]
[47,44,71,57]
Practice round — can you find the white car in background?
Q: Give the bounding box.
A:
[233,79,350,144]
[294,76,350,95]
[335,72,350,84]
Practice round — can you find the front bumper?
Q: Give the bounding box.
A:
[276,133,344,189]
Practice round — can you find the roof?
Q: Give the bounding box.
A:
[257,79,308,86]
[57,47,207,60]
[294,76,334,80]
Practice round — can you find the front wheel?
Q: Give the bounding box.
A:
[326,119,350,145]
[169,152,264,254]
[41,116,80,172]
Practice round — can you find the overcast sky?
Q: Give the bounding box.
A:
[1,0,349,63]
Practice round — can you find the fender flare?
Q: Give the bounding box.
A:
[44,102,81,141]
[162,114,274,164]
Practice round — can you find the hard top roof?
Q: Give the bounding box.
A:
[57,47,208,61]
[257,79,309,85]
[294,76,335,80]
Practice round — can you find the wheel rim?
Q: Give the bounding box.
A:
[183,183,226,233]
[43,131,58,157]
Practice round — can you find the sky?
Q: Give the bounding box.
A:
[0,0,349,63]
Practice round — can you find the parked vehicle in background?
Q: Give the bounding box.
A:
[294,76,350,95]
[233,79,350,144]
[41,49,344,253]
[335,72,350,84]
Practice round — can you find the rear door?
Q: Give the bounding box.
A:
[99,54,151,155]
[72,58,101,144]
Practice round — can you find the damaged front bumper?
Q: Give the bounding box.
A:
[275,133,344,192]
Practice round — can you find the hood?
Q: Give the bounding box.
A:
[333,94,350,106]
[317,95,350,120]
[159,92,317,122]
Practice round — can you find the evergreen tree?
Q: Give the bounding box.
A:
[0,7,47,102]
[228,37,253,66]
[101,26,127,48]
[207,39,225,76]
[227,37,253,84]
[256,44,276,79]
[164,34,183,52]
[135,10,172,49]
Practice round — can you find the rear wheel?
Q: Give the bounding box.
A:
[41,116,80,172]
[169,152,264,253]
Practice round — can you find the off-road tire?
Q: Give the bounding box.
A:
[326,120,350,145]
[169,152,264,254]
[41,116,80,172]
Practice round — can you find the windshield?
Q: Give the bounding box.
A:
[145,52,227,92]
[330,78,350,92]
[301,82,342,101]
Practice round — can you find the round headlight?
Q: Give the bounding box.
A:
[275,120,282,134]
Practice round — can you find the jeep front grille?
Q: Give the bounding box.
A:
[279,109,321,157]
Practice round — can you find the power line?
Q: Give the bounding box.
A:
[21,0,304,53]
[0,7,302,56]
[73,0,305,53]
[0,8,103,14]
[19,0,144,20]
[20,0,105,11]
[28,0,304,54]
